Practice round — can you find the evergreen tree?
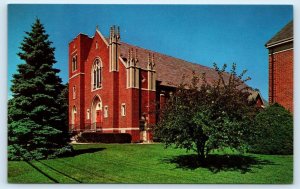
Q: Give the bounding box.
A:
[57,83,69,136]
[8,19,72,160]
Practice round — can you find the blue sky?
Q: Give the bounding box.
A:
[8,4,293,100]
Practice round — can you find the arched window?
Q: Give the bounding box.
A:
[71,106,77,130]
[92,59,103,90]
[121,103,126,116]
[72,55,77,71]
[72,85,76,99]
[104,106,108,118]
[87,109,90,120]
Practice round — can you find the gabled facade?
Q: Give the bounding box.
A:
[248,91,265,108]
[69,26,160,142]
[69,25,263,142]
[265,21,293,112]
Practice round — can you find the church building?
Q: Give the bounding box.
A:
[69,25,263,142]
[265,21,293,112]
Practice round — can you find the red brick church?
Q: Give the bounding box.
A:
[69,26,263,142]
[265,21,293,112]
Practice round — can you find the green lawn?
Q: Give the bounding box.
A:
[8,143,293,184]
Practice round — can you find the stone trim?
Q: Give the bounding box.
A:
[101,128,140,131]
[268,48,293,55]
[69,72,85,80]
[71,49,77,55]
[96,29,109,47]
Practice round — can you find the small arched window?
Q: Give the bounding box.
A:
[87,109,90,120]
[72,55,77,71]
[72,85,76,99]
[71,106,77,127]
[73,106,77,114]
[121,103,126,117]
[92,58,103,90]
[104,106,108,118]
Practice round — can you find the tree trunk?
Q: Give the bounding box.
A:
[196,142,206,163]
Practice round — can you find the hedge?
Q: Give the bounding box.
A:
[249,103,293,155]
[76,132,132,143]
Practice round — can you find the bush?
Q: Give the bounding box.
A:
[76,132,132,143]
[249,103,293,155]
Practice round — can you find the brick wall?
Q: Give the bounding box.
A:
[269,48,293,112]
[68,34,93,131]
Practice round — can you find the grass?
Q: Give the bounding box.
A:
[8,143,293,184]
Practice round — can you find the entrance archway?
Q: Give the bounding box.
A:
[91,95,103,130]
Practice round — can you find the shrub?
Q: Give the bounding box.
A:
[76,132,132,143]
[249,103,293,155]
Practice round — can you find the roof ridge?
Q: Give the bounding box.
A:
[119,40,213,71]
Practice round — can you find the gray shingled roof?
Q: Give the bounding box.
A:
[104,36,247,90]
[119,41,231,88]
[265,20,293,47]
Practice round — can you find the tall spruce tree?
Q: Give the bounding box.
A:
[8,19,72,160]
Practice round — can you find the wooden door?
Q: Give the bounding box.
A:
[96,110,102,130]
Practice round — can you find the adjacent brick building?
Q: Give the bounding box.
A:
[69,26,263,142]
[265,21,293,112]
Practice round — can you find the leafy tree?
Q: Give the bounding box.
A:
[8,19,72,160]
[249,103,293,155]
[154,63,257,161]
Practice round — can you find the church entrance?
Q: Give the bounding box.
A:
[91,95,102,131]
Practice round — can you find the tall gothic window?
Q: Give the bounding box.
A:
[92,59,102,90]
[72,55,77,71]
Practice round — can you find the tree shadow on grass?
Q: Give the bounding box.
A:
[72,147,106,156]
[62,147,106,158]
[163,154,275,174]
[23,147,106,183]
[36,160,83,183]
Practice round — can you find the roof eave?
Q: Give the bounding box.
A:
[265,37,293,48]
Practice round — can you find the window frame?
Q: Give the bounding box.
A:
[91,58,103,91]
